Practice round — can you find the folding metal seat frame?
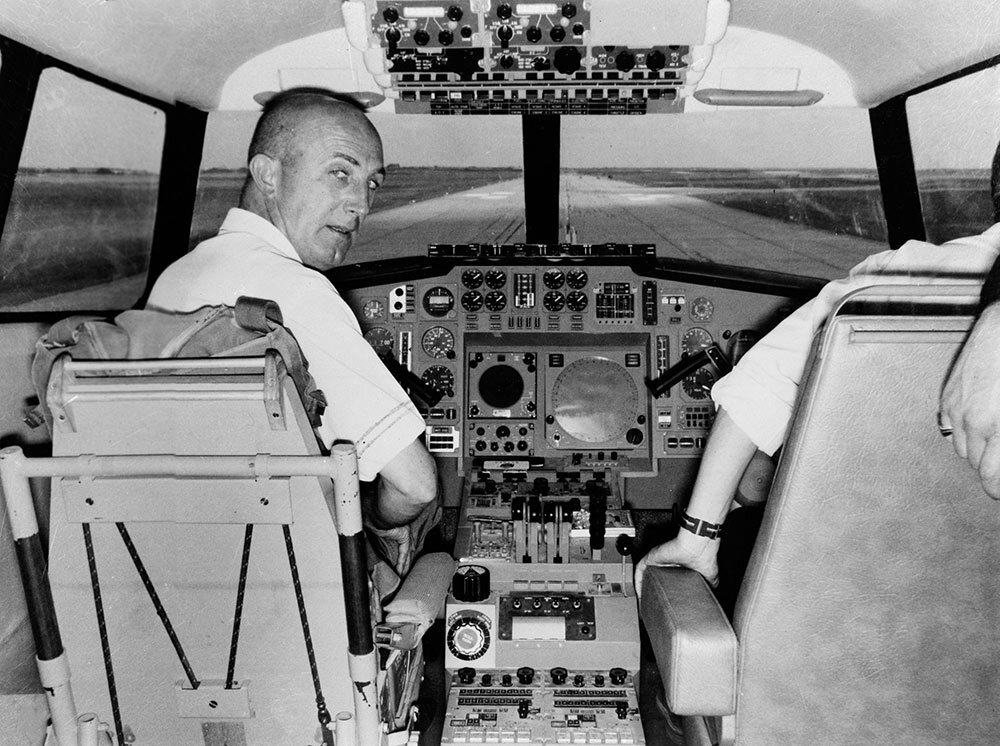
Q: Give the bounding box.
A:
[2,352,401,746]
[640,285,1000,745]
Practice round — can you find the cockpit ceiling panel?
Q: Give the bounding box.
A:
[0,0,997,109]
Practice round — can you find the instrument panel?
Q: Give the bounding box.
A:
[343,257,797,471]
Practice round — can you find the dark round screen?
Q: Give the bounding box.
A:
[478,364,525,408]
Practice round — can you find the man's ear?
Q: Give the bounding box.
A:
[249,153,280,199]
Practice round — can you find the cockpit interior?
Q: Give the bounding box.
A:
[0,1,999,745]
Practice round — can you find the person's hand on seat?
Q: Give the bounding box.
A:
[635,529,721,599]
[940,303,1000,499]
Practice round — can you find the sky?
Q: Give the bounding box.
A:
[11,32,1000,173]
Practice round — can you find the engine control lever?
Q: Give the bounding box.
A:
[644,344,732,399]
[378,351,444,407]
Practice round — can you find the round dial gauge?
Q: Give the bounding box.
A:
[363,327,393,356]
[681,327,714,356]
[421,365,455,396]
[423,286,455,317]
[422,326,455,358]
[447,613,491,661]
[566,268,588,289]
[461,268,484,289]
[682,367,718,400]
[462,290,484,312]
[550,357,638,443]
[542,269,565,289]
[690,296,714,322]
[362,299,384,321]
[484,291,507,312]
[543,290,565,312]
[484,269,507,289]
[565,290,588,312]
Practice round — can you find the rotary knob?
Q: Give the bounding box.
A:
[615,50,636,72]
[452,565,490,602]
[458,667,476,685]
[550,667,568,685]
[646,50,667,71]
[554,46,582,75]
[609,667,628,686]
[517,666,535,685]
[413,29,430,46]
[447,615,491,661]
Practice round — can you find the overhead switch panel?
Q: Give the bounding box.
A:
[342,0,730,114]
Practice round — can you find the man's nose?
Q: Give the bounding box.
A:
[343,184,370,220]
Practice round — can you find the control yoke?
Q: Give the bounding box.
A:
[644,344,732,399]
[378,352,444,408]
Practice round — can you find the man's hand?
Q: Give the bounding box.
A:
[940,303,1000,499]
[634,530,721,599]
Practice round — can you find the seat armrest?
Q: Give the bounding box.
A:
[639,566,737,715]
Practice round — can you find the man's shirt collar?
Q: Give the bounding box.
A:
[218,208,302,264]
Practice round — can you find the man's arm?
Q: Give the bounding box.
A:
[375,438,439,526]
[635,409,757,596]
[940,258,1000,498]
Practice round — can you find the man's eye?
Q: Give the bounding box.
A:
[368,180,381,191]
[331,169,349,180]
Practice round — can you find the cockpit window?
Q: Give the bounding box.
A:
[907,64,1000,245]
[560,107,888,280]
[0,67,163,311]
[191,112,525,261]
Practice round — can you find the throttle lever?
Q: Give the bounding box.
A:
[644,343,732,399]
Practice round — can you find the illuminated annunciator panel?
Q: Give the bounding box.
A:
[342,0,730,114]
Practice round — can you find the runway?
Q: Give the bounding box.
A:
[355,172,886,279]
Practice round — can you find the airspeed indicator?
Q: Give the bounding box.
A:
[422,326,455,358]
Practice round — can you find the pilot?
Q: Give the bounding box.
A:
[147,88,438,579]
[636,141,1000,601]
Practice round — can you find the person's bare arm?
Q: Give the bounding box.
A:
[374,438,439,526]
[635,409,757,596]
[940,303,1000,498]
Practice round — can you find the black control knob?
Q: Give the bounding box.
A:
[615,50,636,72]
[447,5,463,21]
[452,565,490,602]
[517,666,535,685]
[518,699,531,719]
[383,7,400,22]
[554,46,582,75]
[616,702,629,720]
[458,667,476,685]
[526,25,542,43]
[475,440,487,451]
[503,441,515,452]
[625,428,644,445]
[496,425,511,438]
[594,674,605,687]
[609,667,628,686]
[413,29,430,46]
[481,673,493,686]
[499,55,515,69]
[550,667,568,685]
[497,24,513,42]
[501,673,513,687]
[533,57,550,71]
[461,25,473,38]
[562,3,577,17]
[646,50,667,71]
[550,25,566,42]
[385,27,401,43]
[497,3,512,19]
[572,22,585,35]
[573,674,585,687]
[616,534,635,557]
[438,29,454,46]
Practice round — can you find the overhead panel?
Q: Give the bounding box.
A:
[342,0,730,114]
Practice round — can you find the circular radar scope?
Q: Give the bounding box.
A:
[478,364,524,409]
[551,357,638,443]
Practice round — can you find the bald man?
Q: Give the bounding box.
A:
[148,90,438,572]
